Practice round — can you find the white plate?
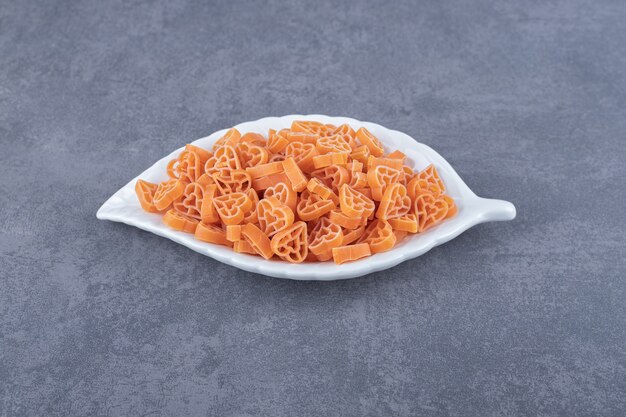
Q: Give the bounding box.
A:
[97,115,516,280]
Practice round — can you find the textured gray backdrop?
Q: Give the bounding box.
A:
[1,0,625,416]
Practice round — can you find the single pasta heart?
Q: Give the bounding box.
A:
[358,219,396,253]
[308,217,343,256]
[414,192,449,232]
[173,182,205,219]
[366,165,403,201]
[339,183,375,218]
[205,144,241,175]
[212,192,253,226]
[236,141,269,168]
[376,183,411,220]
[264,181,297,212]
[270,221,308,263]
[257,197,295,237]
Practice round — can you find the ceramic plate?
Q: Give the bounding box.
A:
[97,115,516,280]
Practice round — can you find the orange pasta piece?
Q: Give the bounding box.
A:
[200,184,220,224]
[393,230,408,244]
[252,172,291,191]
[135,179,159,213]
[351,145,370,165]
[184,144,211,162]
[407,164,446,199]
[418,164,445,192]
[257,197,295,237]
[342,225,366,245]
[264,182,297,213]
[356,127,384,157]
[443,195,457,219]
[308,217,343,256]
[307,178,334,200]
[339,184,375,219]
[236,141,269,168]
[212,192,253,225]
[212,128,241,150]
[205,144,241,175]
[163,209,199,233]
[246,161,283,179]
[332,243,371,264]
[212,170,252,194]
[241,223,273,259]
[400,165,414,185]
[267,129,289,153]
[226,225,243,242]
[348,172,367,188]
[353,187,373,200]
[319,124,338,136]
[243,189,260,224]
[153,179,186,211]
[358,219,396,253]
[388,214,418,233]
[332,124,358,149]
[347,160,363,173]
[268,153,286,163]
[328,209,362,230]
[310,165,350,192]
[316,135,352,154]
[387,150,406,161]
[376,183,411,220]
[312,152,349,169]
[291,120,323,134]
[296,190,335,221]
[270,221,308,263]
[282,157,308,192]
[196,173,214,188]
[287,131,318,144]
[314,249,334,262]
[195,222,232,246]
[167,145,211,182]
[414,193,449,232]
[284,141,318,173]
[239,132,265,145]
[368,156,404,171]
[173,182,205,219]
[367,165,403,201]
[233,239,257,254]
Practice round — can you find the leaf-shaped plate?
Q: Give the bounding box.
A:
[97,115,516,280]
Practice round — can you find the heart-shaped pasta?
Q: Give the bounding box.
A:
[414,193,449,232]
[339,184,375,219]
[257,197,294,237]
[358,219,396,254]
[264,182,297,213]
[173,182,205,219]
[270,221,308,263]
[376,183,411,220]
[153,179,187,211]
[296,190,335,221]
[135,179,159,213]
[308,217,343,256]
[212,192,253,226]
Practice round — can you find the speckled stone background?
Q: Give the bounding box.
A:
[1,0,625,416]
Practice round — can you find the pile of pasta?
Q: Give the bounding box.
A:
[135,121,457,264]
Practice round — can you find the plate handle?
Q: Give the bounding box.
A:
[475,198,516,222]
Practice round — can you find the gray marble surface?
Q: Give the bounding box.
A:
[1,0,625,416]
